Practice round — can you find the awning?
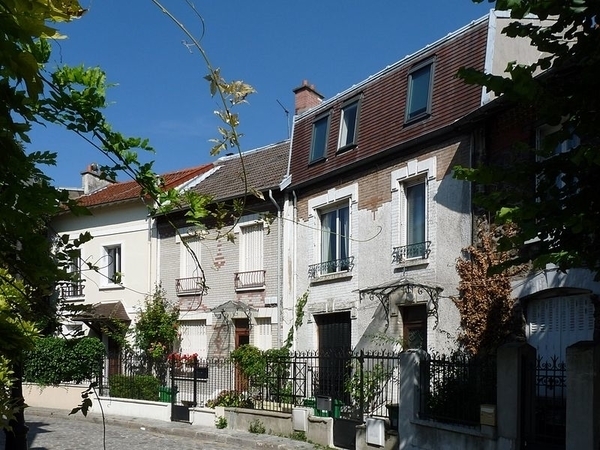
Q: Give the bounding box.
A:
[358,278,443,328]
[72,301,130,333]
[211,300,257,320]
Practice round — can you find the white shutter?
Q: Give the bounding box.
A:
[526,294,594,362]
[241,223,263,271]
[254,317,272,350]
[180,236,202,278]
[179,320,207,358]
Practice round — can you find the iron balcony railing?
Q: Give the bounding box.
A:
[175,276,206,295]
[57,280,85,298]
[392,241,431,263]
[234,270,266,290]
[308,256,355,279]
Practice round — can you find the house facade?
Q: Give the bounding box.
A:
[156,141,290,359]
[52,163,213,357]
[281,10,544,355]
[475,103,597,364]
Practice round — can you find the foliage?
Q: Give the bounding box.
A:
[108,374,160,402]
[0,357,18,432]
[344,362,392,414]
[229,345,265,384]
[24,336,105,385]
[289,431,307,442]
[248,418,266,434]
[167,352,198,370]
[134,285,179,383]
[206,390,253,409]
[284,291,308,349]
[451,220,526,355]
[456,0,600,277]
[215,415,227,429]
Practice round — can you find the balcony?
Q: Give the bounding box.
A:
[57,280,85,299]
[308,256,355,279]
[175,277,206,296]
[392,241,431,264]
[234,270,266,291]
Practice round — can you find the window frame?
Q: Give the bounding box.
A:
[337,97,361,152]
[319,201,351,269]
[404,58,435,124]
[309,112,331,163]
[102,244,122,286]
[390,157,436,264]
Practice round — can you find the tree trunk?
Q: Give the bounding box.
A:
[4,363,28,450]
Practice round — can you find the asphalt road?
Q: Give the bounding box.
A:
[0,409,317,450]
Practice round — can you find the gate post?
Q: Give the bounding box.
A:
[496,342,536,448]
[566,341,600,450]
[398,350,421,450]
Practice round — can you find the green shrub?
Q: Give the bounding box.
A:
[108,374,160,401]
[248,418,266,434]
[215,416,227,429]
[206,390,253,409]
[24,336,105,385]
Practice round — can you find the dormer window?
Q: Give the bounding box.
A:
[405,58,435,123]
[338,99,360,151]
[310,114,330,163]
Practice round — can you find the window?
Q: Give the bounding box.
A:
[537,125,580,191]
[405,59,434,123]
[103,245,121,284]
[236,222,265,290]
[405,180,426,247]
[310,114,330,163]
[59,249,84,298]
[254,317,272,351]
[338,100,359,150]
[391,158,434,263]
[177,234,203,295]
[178,319,207,359]
[320,204,350,273]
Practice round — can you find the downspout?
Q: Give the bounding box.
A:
[292,189,298,352]
[269,189,283,348]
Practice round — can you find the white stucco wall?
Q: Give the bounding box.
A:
[52,202,155,322]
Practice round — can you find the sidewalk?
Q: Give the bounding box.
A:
[26,407,319,450]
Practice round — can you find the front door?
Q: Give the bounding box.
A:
[234,319,250,391]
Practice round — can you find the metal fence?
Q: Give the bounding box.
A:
[420,352,497,427]
[532,355,566,447]
[100,350,401,420]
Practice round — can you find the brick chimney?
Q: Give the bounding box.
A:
[293,80,323,115]
[81,163,112,194]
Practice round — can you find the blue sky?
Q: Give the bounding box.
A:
[32,1,494,188]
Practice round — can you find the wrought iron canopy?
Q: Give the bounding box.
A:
[211,300,257,321]
[358,278,443,326]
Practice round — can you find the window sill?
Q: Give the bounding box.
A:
[177,291,206,297]
[99,284,125,291]
[393,258,429,270]
[308,156,326,166]
[235,286,266,293]
[310,271,353,285]
[336,143,357,154]
[404,112,431,126]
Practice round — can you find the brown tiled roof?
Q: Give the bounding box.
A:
[193,140,290,201]
[77,164,214,208]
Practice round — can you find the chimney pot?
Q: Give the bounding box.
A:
[293,80,324,115]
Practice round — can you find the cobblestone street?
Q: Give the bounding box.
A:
[0,409,316,450]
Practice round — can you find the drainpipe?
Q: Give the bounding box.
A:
[292,190,298,352]
[269,189,283,348]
